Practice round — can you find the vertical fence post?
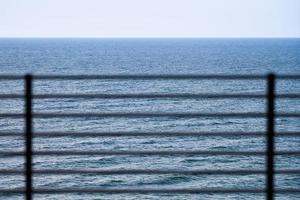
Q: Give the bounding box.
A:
[267,74,275,200]
[25,74,33,200]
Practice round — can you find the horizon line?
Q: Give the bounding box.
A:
[0,36,300,39]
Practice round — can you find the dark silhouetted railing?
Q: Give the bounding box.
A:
[0,74,300,200]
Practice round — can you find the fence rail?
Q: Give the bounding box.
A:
[0,131,299,137]
[0,74,299,200]
[1,74,300,79]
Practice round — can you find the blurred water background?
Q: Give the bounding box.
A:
[0,38,299,199]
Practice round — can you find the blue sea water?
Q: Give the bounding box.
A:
[0,38,299,199]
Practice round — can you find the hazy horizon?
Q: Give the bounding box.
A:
[1,37,300,39]
[1,0,299,38]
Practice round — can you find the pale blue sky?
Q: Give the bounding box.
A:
[0,0,299,38]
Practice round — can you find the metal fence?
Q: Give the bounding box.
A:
[0,74,299,200]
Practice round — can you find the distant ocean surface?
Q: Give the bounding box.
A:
[0,38,299,200]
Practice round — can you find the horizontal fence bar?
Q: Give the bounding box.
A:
[0,75,25,80]
[1,131,300,137]
[276,75,300,80]
[1,150,300,156]
[20,74,300,80]
[0,188,300,194]
[1,74,300,80]
[32,93,300,99]
[1,112,300,118]
[30,131,300,137]
[0,94,268,99]
[25,74,272,80]
[1,169,300,175]
[3,93,270,99]
[1,93,300,99]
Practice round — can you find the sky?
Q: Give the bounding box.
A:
[0,0,299,38]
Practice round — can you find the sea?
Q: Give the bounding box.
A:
[0,38,299,199]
